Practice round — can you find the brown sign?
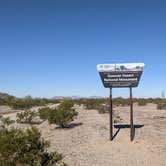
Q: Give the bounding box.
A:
[97,63,145,88]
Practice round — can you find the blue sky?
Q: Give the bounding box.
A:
[0,0,166,98]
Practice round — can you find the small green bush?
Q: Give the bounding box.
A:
[76,98,107,110]
[97,104,109,114]
[1,117,15,126]
[39,107,51,121]
[0,93,60,110]
[48,108,78,128]
[138,99,147,106]
[9,96,49,110]
[16,110,38,124]
[113,115,122,123]
[59,99,74,110]
[0,127,66,166]
[39,99,78,128]
[113,98,130,106]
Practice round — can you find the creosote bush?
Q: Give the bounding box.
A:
[97,104,109,114]
[1,117,15,126]
[137,99,147,106]
[39,107,51,121]
[9,96,48,110]
[48,108,78,128]
[157,102,166,110]
[16,110,38,124]
[0,126,66,166]
[0,93,60,110]
[59,98,75,110]
[81,99,106,110]
[113,97,130,106]
[113,114,122,123]
[39,99,78,128]
[73,98,166,108]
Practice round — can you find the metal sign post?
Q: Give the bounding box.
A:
[109,88,113,141]
[130,87,134,141]
[97,63,145,141]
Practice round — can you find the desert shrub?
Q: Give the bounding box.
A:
[157,102,166,110]
[83,99,99,110]
[48,108,78,128]
[113,114,122,123]
[0,127,66,166]
[146,98,154,103]
[74,98,134,109]
[138,99,147,106]
[59,98,74,110]
[152,98,164,105]
[72,98,85,106]
[114,98,130,106]
[1,117,15,126]
[39,107,52,121]
[0,93,16,106]
[39,99,78,128]
[78,99,107,110]
[97,104,109,114]
[16,110,38,124]
[9,96,49,110]
[0,93,60,110]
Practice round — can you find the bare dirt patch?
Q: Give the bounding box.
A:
[2,103,166,166]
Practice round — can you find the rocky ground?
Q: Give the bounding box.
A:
[1,103,166,166]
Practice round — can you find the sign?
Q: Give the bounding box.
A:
[97,63,145,88]
[97,63,145,141]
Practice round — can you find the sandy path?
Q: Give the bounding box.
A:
[2,104,166,166]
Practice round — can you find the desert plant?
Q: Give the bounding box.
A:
[78,98,107,110]
[46,99,77,128]
[0,93,59,110]
[39,107,52,121]
[157,102,166,110]
[113,97,130,106]
[1,117,15,126]
[97,104,109,114]
[9,96,49,110]
[113,114,122,123]
[48,108,78,128]
[38,99,78,128]
[138,99,147,106]
[0,126,66,166]
[16,110,38,124]
[59,98,74,110]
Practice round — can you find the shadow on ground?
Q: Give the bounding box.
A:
[113,124,144,140]
[55,122,83,130]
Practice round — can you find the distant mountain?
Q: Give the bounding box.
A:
[52,96,65,99]
[88,96,104,99]
[52,96,104,99]
[52,96,82,99]
[0,92,15,99]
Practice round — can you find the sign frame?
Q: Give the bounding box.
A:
[97,63,144,88]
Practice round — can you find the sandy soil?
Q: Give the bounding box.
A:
[2,103,166,166]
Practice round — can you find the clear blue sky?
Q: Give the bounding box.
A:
[0,0,166,98]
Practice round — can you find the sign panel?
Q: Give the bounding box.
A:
[97,63,145,88]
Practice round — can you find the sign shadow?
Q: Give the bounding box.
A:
[112,124,144,140]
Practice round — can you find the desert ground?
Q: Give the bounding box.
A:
[1,103,166,166]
